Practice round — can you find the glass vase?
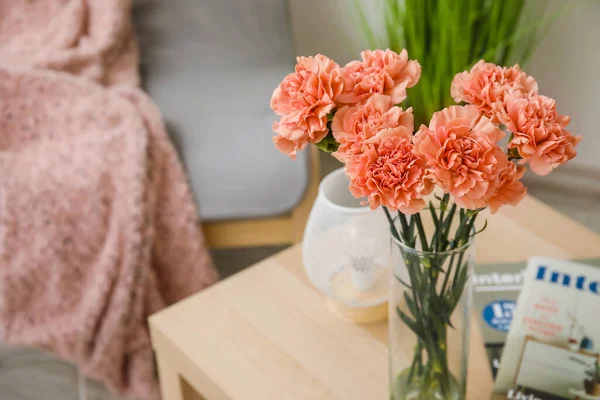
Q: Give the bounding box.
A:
[389,234,474,400]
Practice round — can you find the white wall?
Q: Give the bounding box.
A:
[288,0,378,65]
[289,0,600,181]
[529,1,600,173]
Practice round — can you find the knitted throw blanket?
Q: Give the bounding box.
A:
[0,1,218,399]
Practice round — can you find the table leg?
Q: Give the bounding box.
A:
[156,355,206,400]
[181,379,206,400]
[157,355,185,400]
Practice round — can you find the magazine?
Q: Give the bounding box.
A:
[473,260,527,377]
[494,257,600,400]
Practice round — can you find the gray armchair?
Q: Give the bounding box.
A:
[134,0,318,248]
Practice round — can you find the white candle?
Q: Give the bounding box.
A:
[350,257,377,291]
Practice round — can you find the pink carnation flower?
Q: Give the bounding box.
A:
[271,54,344,158]
[345,131,431,214]
[413,105,505,210]
[451,60,538,123]
[331,94,414,162]
[484,154,528,214]
[337,49,421,105]
[497,93,581,175]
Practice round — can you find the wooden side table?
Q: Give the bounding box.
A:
[570,389,600,400]
[150,196,600,400]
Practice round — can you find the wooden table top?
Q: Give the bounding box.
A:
[149,196,600,400]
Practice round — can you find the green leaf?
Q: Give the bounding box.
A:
[394,274,412,290]
[314,130,339,153]
[397,307,425,341]
[470,218,488,238]
[429,203,439,226]
[408,216,416,247]
[448,262,470,310]
[383,207,401,242]
[441,203,457,250]
[403,292,419,318]
[398,212,412,246]
[414,213,429,252]
[428,203,440,250]
[508,147,522,160]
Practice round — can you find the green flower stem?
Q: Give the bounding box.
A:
[413,214,429,252]
[393,204,478,400]
[398,212,411,244]
[384,207,401,242]
[439,252,457,301]
[441,203,457,251]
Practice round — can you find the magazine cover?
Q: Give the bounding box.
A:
[494,257,600,400]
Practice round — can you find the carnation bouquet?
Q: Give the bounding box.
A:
[270,49,580,400]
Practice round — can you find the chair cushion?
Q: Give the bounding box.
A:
[133,0,309,221]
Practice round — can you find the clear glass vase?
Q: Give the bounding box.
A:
[389,235,474,400]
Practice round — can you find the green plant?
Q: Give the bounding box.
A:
[356,0,569,127]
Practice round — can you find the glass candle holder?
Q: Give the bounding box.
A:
[302,168,390,323]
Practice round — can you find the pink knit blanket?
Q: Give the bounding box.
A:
[0,1,218,399]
